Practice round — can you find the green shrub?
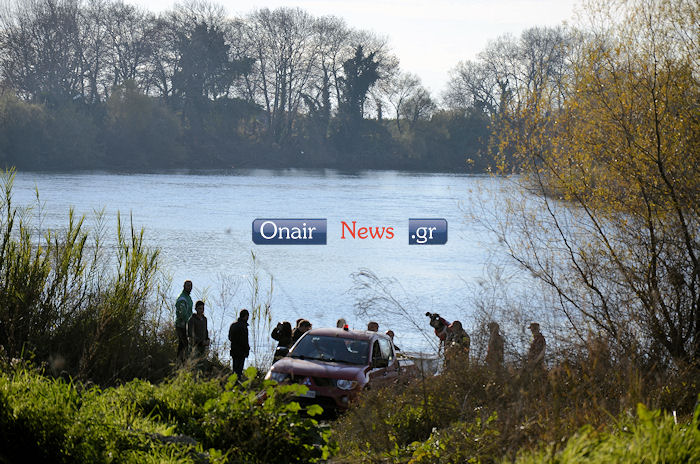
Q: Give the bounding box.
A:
[0,366,80,463]
[0,170,172,385]
[409,412,501,464]
[332,353,699,463]
[512,401,700,464]
[200,368,333,462]
[0,364,335,463]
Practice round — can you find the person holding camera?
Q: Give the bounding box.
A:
[426,312,451,341]
[271,321,293,361]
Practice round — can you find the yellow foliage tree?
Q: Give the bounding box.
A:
[496,0,699,366]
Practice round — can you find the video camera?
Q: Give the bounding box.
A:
[426,312,447,332]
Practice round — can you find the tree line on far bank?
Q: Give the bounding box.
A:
[0,0,573,172]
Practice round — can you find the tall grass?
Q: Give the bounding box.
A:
[512,402,700,464]
[246,252,274,370]
[332,352,699,463]
[0,169,171,384]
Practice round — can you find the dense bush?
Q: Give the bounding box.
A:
[332,354,699,463]
[513,403,700,464]
[0,170,172,384]
[0,364,335,463]
[105,81,185,169]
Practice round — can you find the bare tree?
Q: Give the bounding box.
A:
[387,72,420,133]
[444,27,572,118]
[103,1,155,94]
[0,0,83,102]
[303,14,351,131]
[401,86,435,130]
[78,0,109,102]
[242,7,319,142]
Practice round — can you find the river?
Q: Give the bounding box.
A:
[12,169,514,355]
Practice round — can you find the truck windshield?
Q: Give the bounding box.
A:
[291,335,369,365]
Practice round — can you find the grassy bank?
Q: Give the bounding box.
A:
[0,363,334,463]
[1,361,696,463]
[331,356,699,463]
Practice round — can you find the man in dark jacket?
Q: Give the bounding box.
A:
[228,309,250,377]
[188,300,210,358]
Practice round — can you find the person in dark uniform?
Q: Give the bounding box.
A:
[187,300,210,358]
[486,322,504,370]
[228,309,250,377]
[445,320,470,368]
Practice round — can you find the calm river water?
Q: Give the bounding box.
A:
[13,169,513,353]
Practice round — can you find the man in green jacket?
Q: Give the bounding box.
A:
[175,280,194,363]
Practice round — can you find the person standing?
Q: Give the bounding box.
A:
[271,321,293,361]
[445,320,470,367]
[485,322,504,370]
[229,309,250,378]
[527,322,546,371]
[175,280,194,364]
[385,330,401,351]
[188,300,210,358]
[291,319,312,344]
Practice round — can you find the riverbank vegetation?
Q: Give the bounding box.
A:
[0,170,173,385]
[0,363,334,463]
[332,353,698,463]
[0,0,698,462]
[335,0,699,461]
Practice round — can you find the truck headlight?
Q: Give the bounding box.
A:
[336,379,358,390]
[265,371,288,382]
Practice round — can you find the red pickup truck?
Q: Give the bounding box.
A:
[264,328,416,413]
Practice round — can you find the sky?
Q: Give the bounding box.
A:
[127,0,581,97]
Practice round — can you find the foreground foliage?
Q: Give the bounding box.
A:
[332,355,699,463]
[0,170,172,385]
[513,403,700,464]
[0,364,334,464]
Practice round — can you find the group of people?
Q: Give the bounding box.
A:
[174,280,251,377]
[269,318,312,361]
[486,321,546,371]
[433,315,547,371]
[174,280,211,361]
[175,280,546,377]
[267,317,402,362]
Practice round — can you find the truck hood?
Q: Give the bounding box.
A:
[272,357,366,380]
